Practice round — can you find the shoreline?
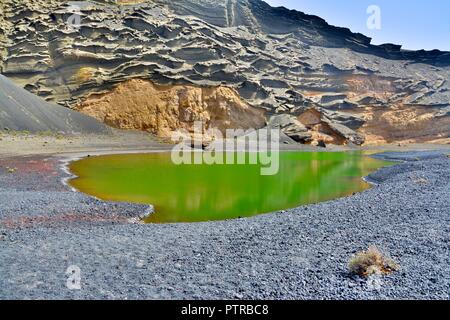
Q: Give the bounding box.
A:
[63,149,395,224]
[1,131,449,159]
[0,140,449,299]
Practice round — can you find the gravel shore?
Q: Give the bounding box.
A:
[0,150,449,300]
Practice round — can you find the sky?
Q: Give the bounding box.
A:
[265,0,450,51]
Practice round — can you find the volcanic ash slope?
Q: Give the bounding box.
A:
[0,74,109,134]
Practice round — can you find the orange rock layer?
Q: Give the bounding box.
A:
[74,79,266,139]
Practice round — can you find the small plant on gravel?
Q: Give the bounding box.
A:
[6,166,17,174]
[349,245,400,277]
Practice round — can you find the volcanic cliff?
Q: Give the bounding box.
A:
[0,0,449,144]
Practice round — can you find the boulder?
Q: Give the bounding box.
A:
[320,94,348,104]
[357,95,386,106]
[324,121,365,146]
[320,109,366,130]
[268,114,312,143]
[320,100,359,110]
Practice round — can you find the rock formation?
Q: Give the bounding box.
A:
[0,0,449,144]
[74,78,266,138]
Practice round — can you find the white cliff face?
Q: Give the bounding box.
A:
[0,0,449,144]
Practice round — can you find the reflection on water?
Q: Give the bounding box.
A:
[69,152,391,223]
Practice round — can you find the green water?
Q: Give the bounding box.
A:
[69,152,391,223]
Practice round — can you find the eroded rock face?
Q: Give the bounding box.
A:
[268,114,312,143]
[74,78,266,138]
[355,105,450,145]
[296,108,365,145]
[0,0,449,144]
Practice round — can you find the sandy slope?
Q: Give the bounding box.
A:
[0,75,109,134]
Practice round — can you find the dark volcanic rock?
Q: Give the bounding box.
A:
[268,114,312,143]
[325,121,365,146]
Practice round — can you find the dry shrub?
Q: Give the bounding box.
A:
[349,245,400,277]
[6,166,17,174]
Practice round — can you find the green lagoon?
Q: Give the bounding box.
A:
[69,152,391,223]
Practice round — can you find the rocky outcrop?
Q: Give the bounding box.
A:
[268,114,312,143]
[297,108,365,145]
[0,0,449,145]
[0,75,109,134]
[74,78,266,138]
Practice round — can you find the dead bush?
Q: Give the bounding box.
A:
[349,245,400,277]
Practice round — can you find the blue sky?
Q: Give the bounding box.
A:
[265,0,450,51]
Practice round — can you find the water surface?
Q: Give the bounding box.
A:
[69,152,391,223]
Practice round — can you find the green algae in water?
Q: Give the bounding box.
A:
[69,152,391,223]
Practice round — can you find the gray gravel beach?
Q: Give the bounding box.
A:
[0,150,449,300]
